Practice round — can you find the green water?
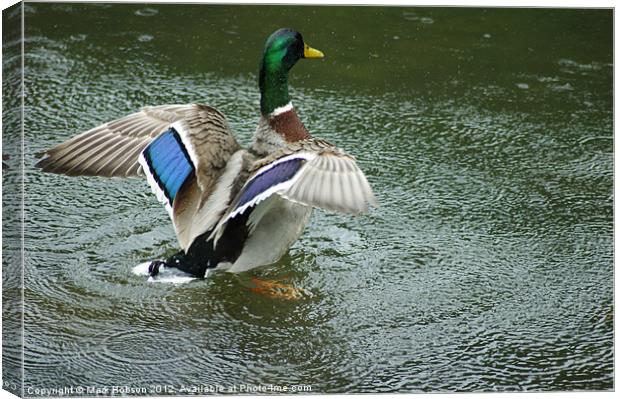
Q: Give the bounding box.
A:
[2,3,613,393]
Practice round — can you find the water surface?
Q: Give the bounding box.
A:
[2,3,613,393]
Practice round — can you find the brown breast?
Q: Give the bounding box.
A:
[268,108,312,142]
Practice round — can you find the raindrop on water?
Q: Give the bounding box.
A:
[138,34,154,43]
[402,11,418,21]
[135,7,158,17]
[69,34,87,42]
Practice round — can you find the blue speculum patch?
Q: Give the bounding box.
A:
[143,127,195,204]
[236,157,304,210]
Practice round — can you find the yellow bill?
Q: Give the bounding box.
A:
[304,43,324,59]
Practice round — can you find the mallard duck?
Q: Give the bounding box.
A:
[36,28,378,280]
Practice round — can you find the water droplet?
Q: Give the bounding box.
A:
[537,76,560,82]
[135,7,158,17]
[421,17,434,24]
[516,83,529,90]
[403,11,418,21]
[558,58,577,67]
[483,33,491,39]
[69,34,87,42]
[550,83,573,92]
[138,34,153,43]
[393,35,400,40]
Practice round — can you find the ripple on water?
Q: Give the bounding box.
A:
[137,34,154,42]
[69,33,87,42]
[96,330,192,366]
[134,7,158,17]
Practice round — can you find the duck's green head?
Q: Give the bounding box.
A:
[259,28,324,116]
[262,28,324,71]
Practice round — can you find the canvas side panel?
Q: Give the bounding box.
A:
[2,2,24,397]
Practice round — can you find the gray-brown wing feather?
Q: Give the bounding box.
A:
[35,104,224,178]
[247,138,377,214]
[210,139,378,245]
[281,150,378,215]
[175,107,241,195]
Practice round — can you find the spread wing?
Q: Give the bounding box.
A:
[137,118,242,250]
[210,139,378,244]
[37,104,242,251]
[35,104,235,179]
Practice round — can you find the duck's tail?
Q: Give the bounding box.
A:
[148,211,251,278]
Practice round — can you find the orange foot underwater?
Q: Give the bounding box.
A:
[249,277,311,300]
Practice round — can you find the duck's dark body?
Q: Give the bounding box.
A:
[150,210,251,278]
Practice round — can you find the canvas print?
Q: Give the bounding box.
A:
[2,1,613,396]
